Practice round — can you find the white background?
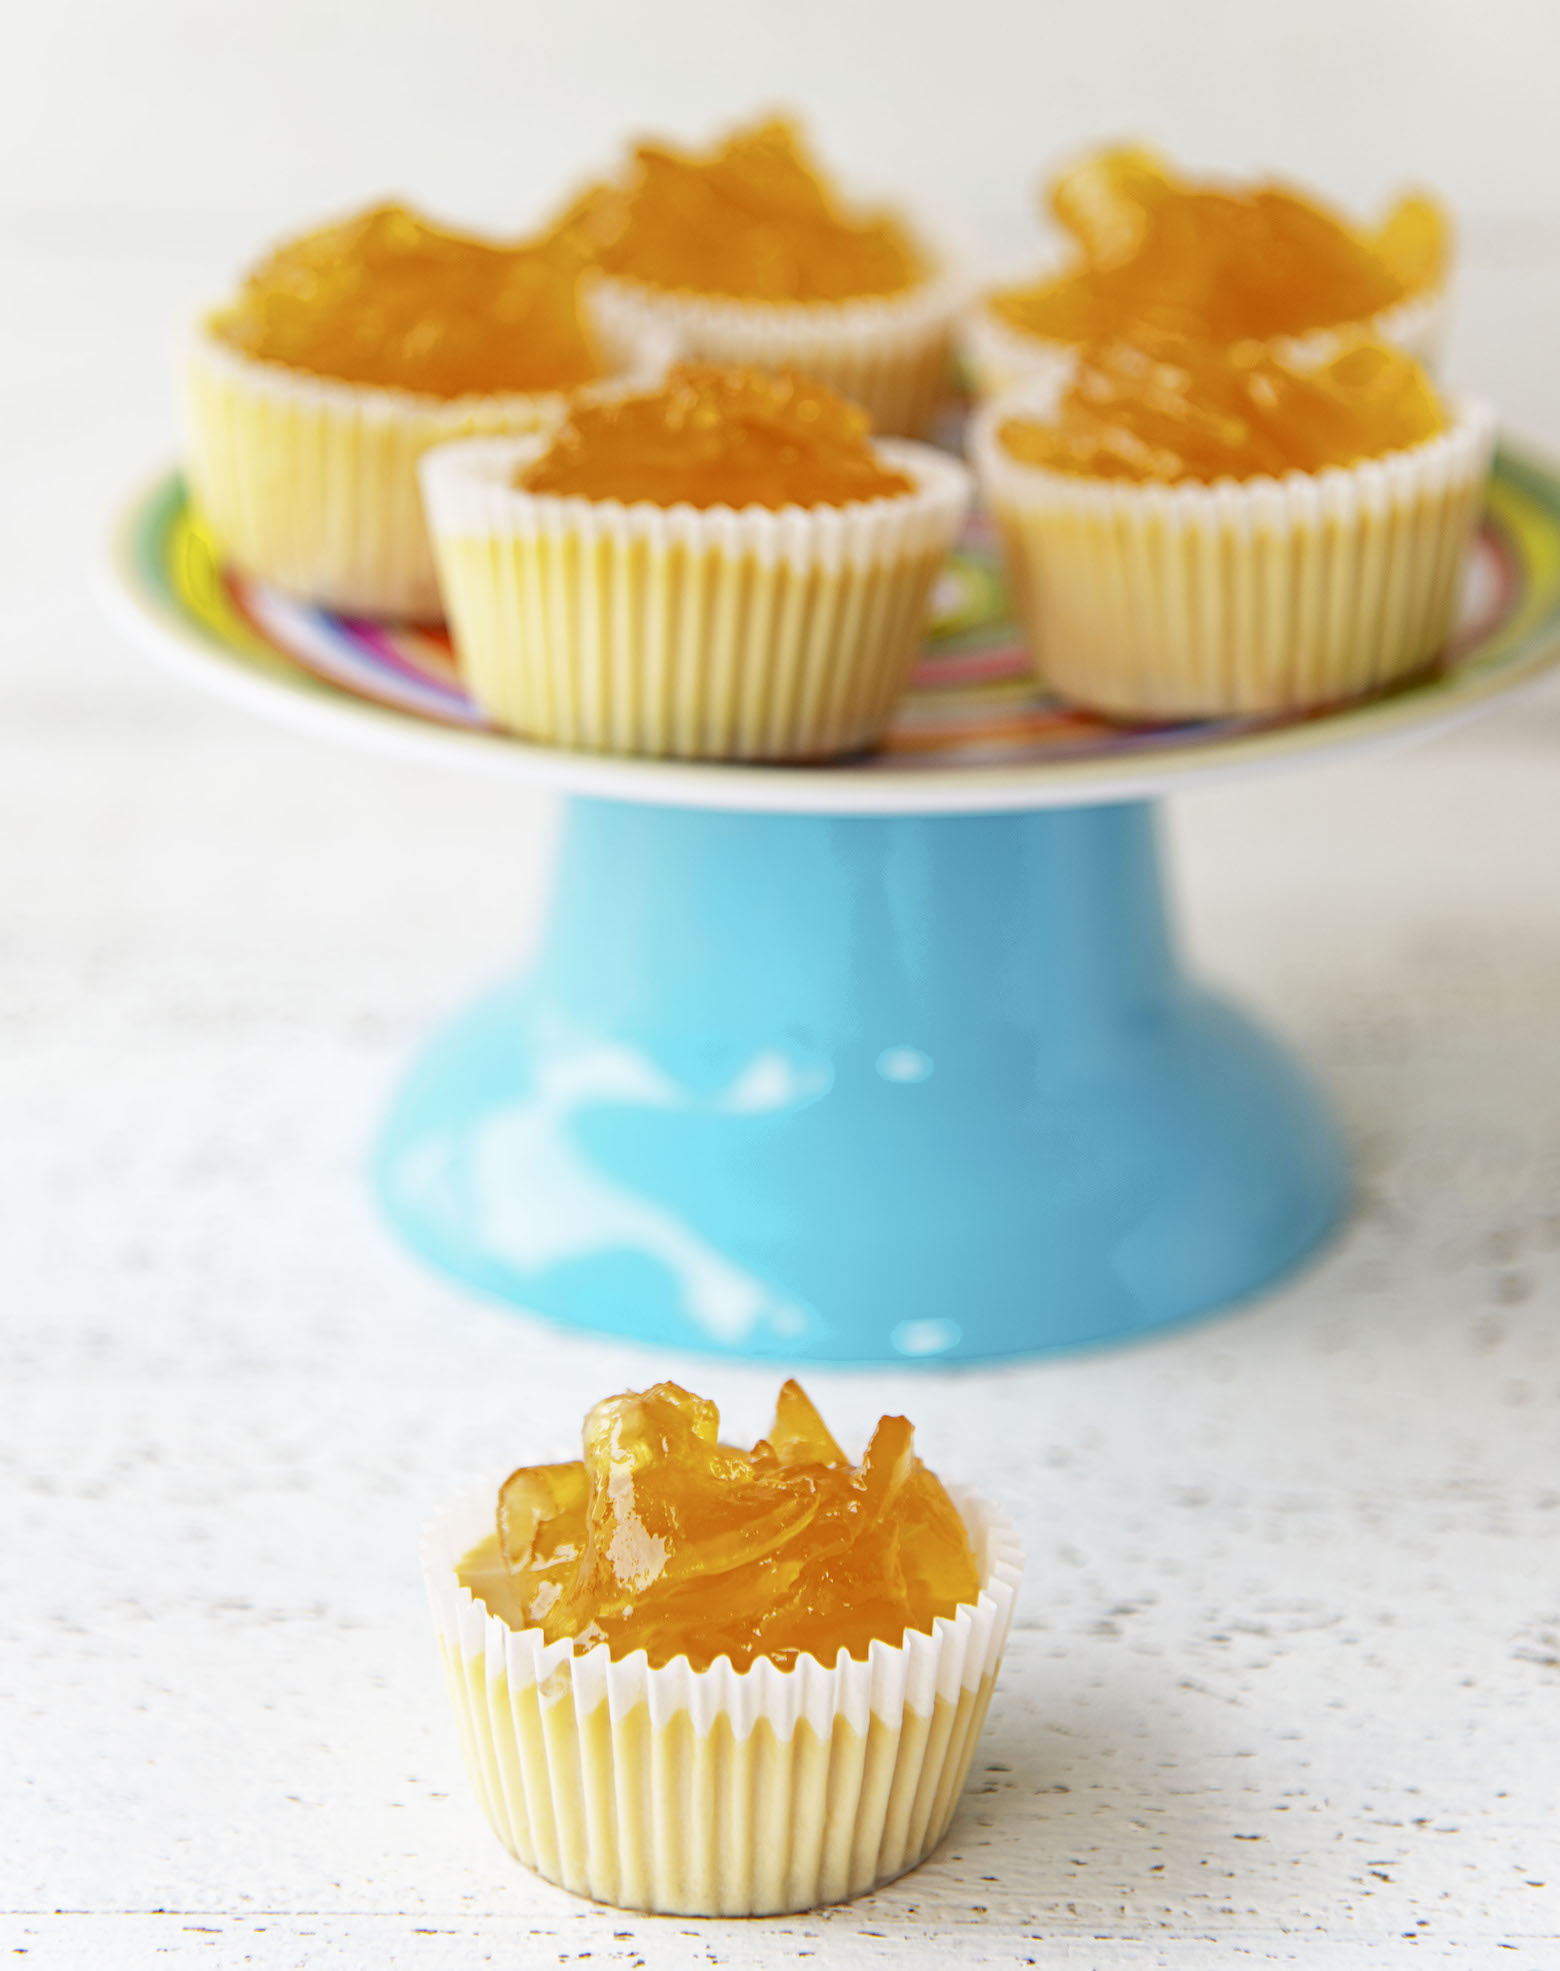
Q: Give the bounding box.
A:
[9,0,1560,237]
[6,5,1560,1966]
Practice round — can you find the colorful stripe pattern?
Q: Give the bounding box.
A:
[154,469,1543,777]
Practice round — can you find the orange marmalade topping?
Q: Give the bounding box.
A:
[572,116,925,304]
[208,202,600,398]
[998,334,1448,485]
[991,146,1451,347]
[456,1380,980,1671]
[518,364,913,508]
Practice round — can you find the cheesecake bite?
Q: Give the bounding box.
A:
[186,201,670,618]
[973,339,1492,719]
[571,113,963,437]
[426,1378,1021,1913]
[418,362,969,759]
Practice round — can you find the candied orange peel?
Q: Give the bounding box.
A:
[997,333,1448,486]
[517,363,914,509]
[208,202,601,398]
[569,115,925,305]
[1001,331,1451,484]
[991,146,1450,348]
[456,1379,981,1671]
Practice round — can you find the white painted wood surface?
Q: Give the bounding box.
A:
[5,237,1560,1968]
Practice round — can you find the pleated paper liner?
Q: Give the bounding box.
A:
[423,1480,1022,1916]
[971,378,1495,719]
[139,445,1535,782]
[182,315,675,622]
[585,264,969,441]
[419,433,972,760]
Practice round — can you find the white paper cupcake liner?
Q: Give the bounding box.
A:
[419,434,971,759]
[182,315,676,621]
[961,280,1452,401]
[971,375,1496,718]
[584,263,968,438]
[423,1478,1021,1916]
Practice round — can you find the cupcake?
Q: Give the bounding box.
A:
[972,333,1495,718]
[184,202,672,620]
[419,363,971,759]
[423,1380,1022,1916]
[965,145,1452,400]
[565,116,965,438]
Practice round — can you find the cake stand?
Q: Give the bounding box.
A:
[99,447,1560,1364]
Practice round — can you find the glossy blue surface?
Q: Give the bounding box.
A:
[376,797,1347,1363]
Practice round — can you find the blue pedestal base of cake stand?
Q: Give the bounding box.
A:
[103,455,1560,1364]
[374,795,1347,1365]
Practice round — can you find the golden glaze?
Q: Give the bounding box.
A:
[208,202,600,398]
[457,1380,980,1671]
[991,146,1450,347]
[997,333,1448,484]
[571,116,925,304]
[518,364,914,508]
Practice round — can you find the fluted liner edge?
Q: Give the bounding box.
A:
[422,1480,1022,1916]
[971,376,1495,718]
[420,433,971,759]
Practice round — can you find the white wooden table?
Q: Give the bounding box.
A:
[3,232,1559,1968]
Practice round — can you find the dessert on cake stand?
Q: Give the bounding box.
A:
[100,446,1560,1363]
